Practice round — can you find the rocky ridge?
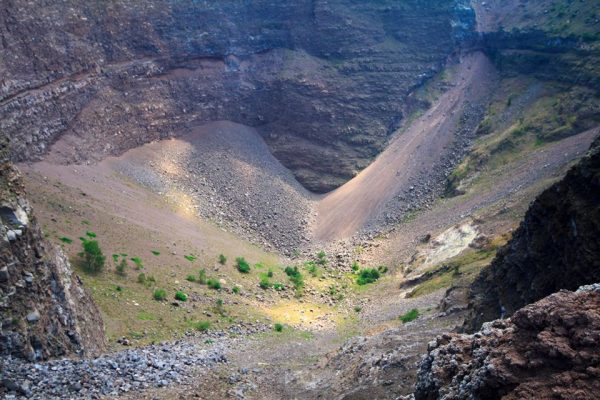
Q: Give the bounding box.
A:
[463,136,600,332]
[414,285,600,400]
[0,136,105,362]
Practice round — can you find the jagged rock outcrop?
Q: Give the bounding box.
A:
[463,136,600,332]
[0,0,475,193]
[414,285,600,400]
[0,137,105,361]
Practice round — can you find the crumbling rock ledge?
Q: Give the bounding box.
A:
[414,285,600,400]
[0,137,105,361]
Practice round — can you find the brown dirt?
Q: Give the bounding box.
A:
[314,52,496,241]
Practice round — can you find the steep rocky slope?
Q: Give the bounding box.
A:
[463,137,600,332]
[104,121,315,253]
[0,137,105,361]
[415,285,600,400]
[0,0,475,193]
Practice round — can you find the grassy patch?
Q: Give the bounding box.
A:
[407,244,503,298]
[137,311,156,321]
[194,321,211,332]
[399,309,419,323]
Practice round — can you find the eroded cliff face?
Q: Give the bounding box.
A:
[415,285,600,400]
[0,137,105,361]
[463,137,600,332]
[0,0,475,193]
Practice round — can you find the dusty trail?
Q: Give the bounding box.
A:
[314,52,495,241]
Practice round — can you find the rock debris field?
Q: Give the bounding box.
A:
[0,324,270,399]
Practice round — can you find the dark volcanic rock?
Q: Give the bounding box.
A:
[0,0,476,193]
[463,137,600,332]
[415,286,600,400]
[0,136,105,361]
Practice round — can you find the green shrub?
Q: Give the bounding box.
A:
[284,266,304,290]
[115,258,128,276]
[273,282,284,291]
[356,268,380,285]
[316,251,327,266]
[151,250,161,256]
[399,309,419,323]
[79,239,106,274]
[235,257,251,273]
[59,237,73,244]
[351,262,360,272]
[130,257,143,270]
[274,323,284,332]
[354,306,362,313]
[215,299,225,315]
[218,254,227,265]
[112,254,120,263]
[305,261,318,277]
[184,254,197,262]
[85,231,97,238]
[267,269,274,278]
[198,268,207,284]
[195,321,211,331]
[207,278,221,290]
[259,276,272,290]
[175,291,188,301]
[232,286,241,294]
[137,273,147,284]
[452,265,460,276]
[377,265,388,274]
[153,289,167,301]
[186,274,197,282]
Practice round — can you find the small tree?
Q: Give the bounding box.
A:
[79,239,106,274]
[235,257,251,273]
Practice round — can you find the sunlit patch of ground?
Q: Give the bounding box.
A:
[260,300,338,330]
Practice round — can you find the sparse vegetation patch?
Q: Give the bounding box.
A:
[356,268,380,285]
[399,309,419,323]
